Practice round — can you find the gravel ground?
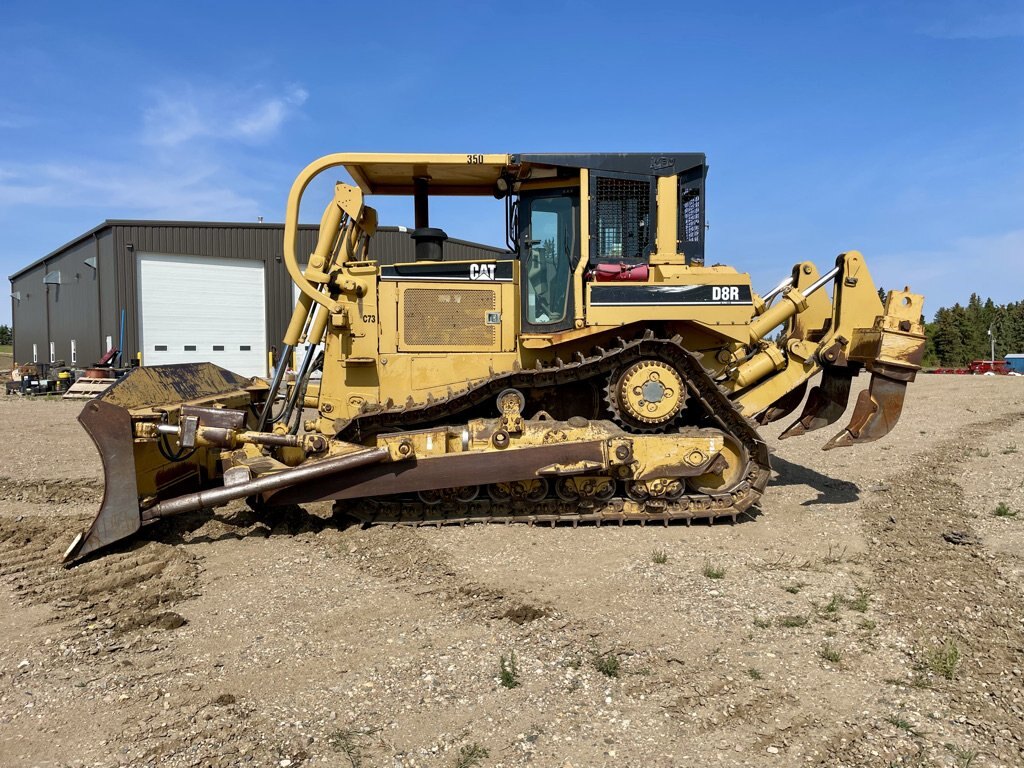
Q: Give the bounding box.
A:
[1,375,1023,768]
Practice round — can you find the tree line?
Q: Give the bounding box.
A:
[916,294,1024,367]
[0,324,11,346]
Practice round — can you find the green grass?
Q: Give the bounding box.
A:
[886,715,923,738]
[753,616,772,629]
[702,561,726,580]
[886,714,913,730]
[0,344,12,354]
[777,614,809,628]
[993,502,1017,518]
[651,549,668,564]
[499,651,521,689]
[919,640,960,680]
[944,743,979,768]
[454,743,489,768]
[846,589,871,613]
[821,595,842,615]
[1003,443,1018,454]
[593,651,620,678]
[746,667,763,680]
[782,582,804,594]
[818,642,843,663]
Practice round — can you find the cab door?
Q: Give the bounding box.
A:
[519,189,580,334]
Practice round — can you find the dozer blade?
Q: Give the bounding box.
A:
[822,373,907,450]
[64,363,262,564]
[778,370,853,440]
[755,381,807,426]
[64,399,142,562]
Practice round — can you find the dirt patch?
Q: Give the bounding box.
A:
[0,476,103,504]
[0,376,1023,767]
[503,604,549,624]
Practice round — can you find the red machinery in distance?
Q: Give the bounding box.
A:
[931,360,1010,375]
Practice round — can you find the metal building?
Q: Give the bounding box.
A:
[8,220,507,377]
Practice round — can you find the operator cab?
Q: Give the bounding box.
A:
[511,153,707,333]
[335,152,708,335]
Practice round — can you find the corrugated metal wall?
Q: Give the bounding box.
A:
[10,220,510,370]
[11,263,47,364]
[10,233,103,366]
[47,237,101,365]
[96,229,116,358]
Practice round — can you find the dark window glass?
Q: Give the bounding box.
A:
[213,345,224,351]
[155,345,167,351]
[184,345,197,351]
[240,345,251,351]
[525,197,573,325]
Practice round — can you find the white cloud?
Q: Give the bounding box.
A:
[0,80,310,220]
[872,229,1024,315]
[0,160,260,219]
[142,83,308,147]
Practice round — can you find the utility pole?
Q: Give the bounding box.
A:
[989,323,995,363]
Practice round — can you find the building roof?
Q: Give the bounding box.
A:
[7,220,322,281]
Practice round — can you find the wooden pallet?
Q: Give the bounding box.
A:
[62,378,118,400]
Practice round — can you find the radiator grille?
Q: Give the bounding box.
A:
[403,288,496,347]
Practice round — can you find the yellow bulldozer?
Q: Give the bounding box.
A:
[64,153,925,562]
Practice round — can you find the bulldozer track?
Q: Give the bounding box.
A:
[336,333,772,526]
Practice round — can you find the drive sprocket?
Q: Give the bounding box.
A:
[605,359,687,431]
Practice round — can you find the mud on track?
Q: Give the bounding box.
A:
[1,376,1023,767]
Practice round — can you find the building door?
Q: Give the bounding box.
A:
[138,253,267,377]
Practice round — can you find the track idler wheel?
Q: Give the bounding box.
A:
[686,434,749,495]
[822,372,909,450]
[779,369,854,439]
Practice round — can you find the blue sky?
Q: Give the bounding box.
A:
[1,0,1022,328]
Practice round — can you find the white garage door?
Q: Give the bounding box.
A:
[139,253,267,377]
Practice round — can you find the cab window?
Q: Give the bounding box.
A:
[525,196,574,325]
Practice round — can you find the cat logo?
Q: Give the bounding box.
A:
[470,263,497,281]
[712,286,741,302]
